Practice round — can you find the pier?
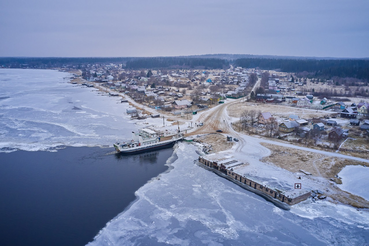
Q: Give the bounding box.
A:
[198,156,311,209]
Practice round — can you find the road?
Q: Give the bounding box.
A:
[185,99,369,164]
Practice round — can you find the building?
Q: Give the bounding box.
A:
[328,127,345,142]
[279,121,300,133]
[358,102,369,115]
[350,119,360,126]
[173,99,192,109]
[326,120,337,126]
[340,108,357,118]
[313,123,325,131]
[258,112,274,124]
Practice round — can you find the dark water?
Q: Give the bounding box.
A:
[0,147,173,246]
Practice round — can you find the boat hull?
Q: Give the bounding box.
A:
[115,139,180,155]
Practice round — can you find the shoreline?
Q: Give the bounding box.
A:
[89,143,180,244]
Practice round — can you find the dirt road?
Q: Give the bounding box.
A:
[187,100,240,136]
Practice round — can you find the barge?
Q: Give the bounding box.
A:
[114,128,183,155]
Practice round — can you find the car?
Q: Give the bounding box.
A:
[216,130,223,133]
[233,138,239,142]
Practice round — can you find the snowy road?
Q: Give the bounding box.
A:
[188,98,369,164]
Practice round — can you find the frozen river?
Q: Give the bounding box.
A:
[89,143,369,245]
[1,69,368,246]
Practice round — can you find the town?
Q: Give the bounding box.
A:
[66,62,369,153]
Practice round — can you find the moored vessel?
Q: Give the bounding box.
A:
[113,128,183,155]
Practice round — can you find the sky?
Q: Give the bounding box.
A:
[0,0,368,58]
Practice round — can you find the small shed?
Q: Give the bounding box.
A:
[326,120,337,126]
[313,123,325,131]
[296,119,309,126]
[350,119,360,126]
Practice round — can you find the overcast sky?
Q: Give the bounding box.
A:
[1,0,368,58]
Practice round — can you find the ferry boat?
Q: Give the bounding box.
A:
[113,128,183,155]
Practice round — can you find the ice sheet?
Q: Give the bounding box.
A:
[338,165,369,201]
[88,143,369,246]
[0,69,138,152]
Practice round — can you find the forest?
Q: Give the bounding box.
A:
[125,57,228,69]
[234,58,369,81]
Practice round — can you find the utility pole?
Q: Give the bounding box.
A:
[163,116,165,126]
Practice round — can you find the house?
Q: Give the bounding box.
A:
[279,121,300,133]
[265,98,275,103]
[173,99,192,109]
[258,112,274,124]
[340,107,357,118]
[137,86,146,93]
[297,98,311,107]
[256,94,271,102]
[328,127,345,142]
[350,119,360,126]
[326,120,337,126]
[313,123,325,131]
[358,102,369,115]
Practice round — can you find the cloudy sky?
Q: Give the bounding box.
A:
[1,0,368,58]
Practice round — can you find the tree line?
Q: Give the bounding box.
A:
[234,58,369,81]
[125,57,228,69]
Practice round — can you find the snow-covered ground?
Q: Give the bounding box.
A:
[88,143,369,245]
[196,100,369,199]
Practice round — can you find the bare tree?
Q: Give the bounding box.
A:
[249,110,260,126]
[240,110,249,131]
[260,72,269,88]
[265,117,278,137]
[249,73,258,86]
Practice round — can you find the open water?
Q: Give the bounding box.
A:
[0,147,173,246]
